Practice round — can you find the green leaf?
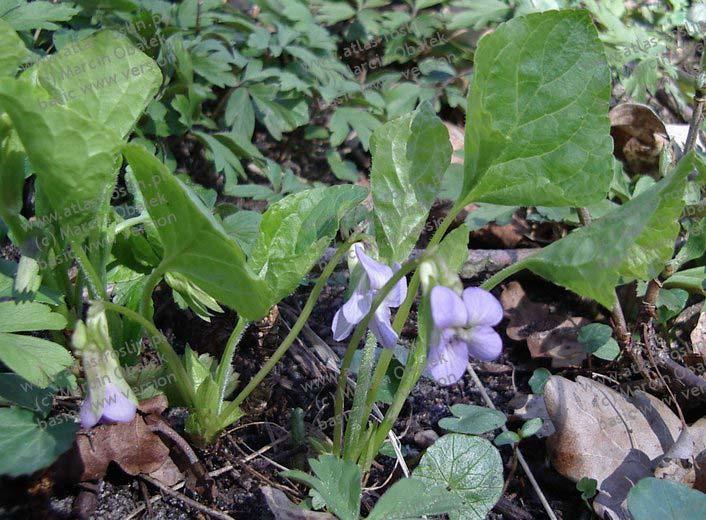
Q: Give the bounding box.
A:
[465,204,517,231]
[282,455,361,520]
[627,477,706,520]
[528,368,551,394]
[122,143,274,320]
[0,19,27,76]
[464,9,613,206]
[493,431,520,446]
[577,323,612,352]
[437,225,470,274]
[505,157,696,307]
[329,106,381,150]
[0,407,78,476]
[0,332,73,388]
[0,0,79,30]
[438,404,506,435]
[664,266,706,294]
[326,149,359,182]
[249,83,309,140]
[222,210,262,256]
[577,477,597,500]
[371,105,451,263]
[413,434,503,520]
[29,30,162,139]
[519,418,542,438]
[367,478,462,520]
[250,185,367,302]
[618,154,697,280]
[0,373,54,416]
[0,301,66,332]
[0,78,122,231]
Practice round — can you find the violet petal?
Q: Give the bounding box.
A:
[467,326,503,361]
[332,306,356,341]
[370,306,398,348]
[355,244,393,290]
[462,287,503,327]
[382,262,408,308]
[430,286,468,329]
[100,382,137,424]
[341,287,373,324]
[79,392,101,429]
[426,329,469,386]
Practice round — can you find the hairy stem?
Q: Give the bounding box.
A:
[214,315,249,414]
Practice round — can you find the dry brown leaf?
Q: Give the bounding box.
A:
[690,308,706,357]
[544,375,684,518]
[500,282,588,367]
[508,393,555,438]
[444,122,464,164]
[261,487,335,520]
[76,414,170,481]
[609,103,669,175]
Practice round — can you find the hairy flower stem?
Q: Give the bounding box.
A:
[214,316,249,414]
[100,301,196,407]
[70,239,107,300]
[220,237,358,423]
[332,256,425,457]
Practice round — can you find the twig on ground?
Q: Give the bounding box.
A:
[140,474,234,520]
[466,363,559,520]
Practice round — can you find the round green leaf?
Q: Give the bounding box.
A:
[0,407,78,477]
[413,434,503,520]
[627,477,706,520]
[528,368,551,394]
[439,404,506,435]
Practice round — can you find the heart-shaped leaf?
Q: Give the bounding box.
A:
[627,477,706,520]
[413,434,503,520]
[464,9,613,206]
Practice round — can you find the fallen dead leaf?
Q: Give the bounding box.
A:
[261,486,335,520]
[500,282,588,367]
[444,121,464,164]
[508,393,555,438]
[690,307,706,357]
[610,103,669,175]
[544,375,685,518]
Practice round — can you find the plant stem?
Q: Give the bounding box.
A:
[220,238,356,422]
[70,239,107,300]
[114,213,149,235]
[392,198,467,333]
[101,301,196,406]
[214,315,249,414]
[141,262,168,320]
[343,331,378,462]
[684,86,705,158]
[332,256,425,457]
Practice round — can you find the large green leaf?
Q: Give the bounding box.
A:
[371,104,451,263]
[438,404,507,435]
[464,9,613,206]
[413,434,503,520]
[0,78,121,230]
[0,301,66,332]
[0,407,78,477]
[0,332,73,388]
[27,30,162,139]
[250,184,367,301]
[282,455,361,520]
[507,154,696,307]
[627,478,706,520]
[619,153,701,280]
[0,18,26,76]
[367,478,462,520]
[0,0,79,31]
[122,144,273,320]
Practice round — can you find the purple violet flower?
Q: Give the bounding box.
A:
[332,244,407,348]
[80,381,137,429]
[426,286,503,385]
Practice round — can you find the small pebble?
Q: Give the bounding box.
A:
[413,430,439,449]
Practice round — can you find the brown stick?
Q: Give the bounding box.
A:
[140,474,234,520]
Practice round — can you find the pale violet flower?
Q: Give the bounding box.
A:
[426,286,503,385]
[332,244,407,348]
[80,381,137,428]
[73,305,138,429]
